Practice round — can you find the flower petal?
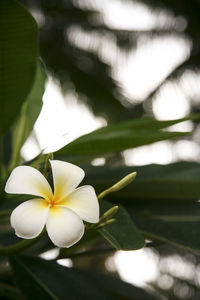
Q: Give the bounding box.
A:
[50,160,85,199]
[46,207,84,248]
[5,166,53,199]
[59,185,99,223]
[10,199,49,239]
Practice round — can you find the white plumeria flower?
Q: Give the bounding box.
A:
[5,160,99,248]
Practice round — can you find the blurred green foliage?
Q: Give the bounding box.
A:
[1,0,200,299]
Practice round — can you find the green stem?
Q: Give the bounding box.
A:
[43,153,54,178]
[23,152,45,168]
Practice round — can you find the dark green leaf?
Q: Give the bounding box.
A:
[10,63,46,169]
[80,268,159,300]
[9,255,107,300]
[0,282,23,300]
[128,200,200,255]
[83,162,200,201]
[16,62,45,145]
[83,163,200,253]
[2,130,12,168]
[86,114,199,132]
[0,0,38,136]
[98,200,145,250]
[55,116,194,157]
[10,255,158,300]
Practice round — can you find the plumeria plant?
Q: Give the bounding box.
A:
[1,0,200,299]
[4,157,137,250]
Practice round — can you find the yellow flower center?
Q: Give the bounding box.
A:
[46,194,61,208]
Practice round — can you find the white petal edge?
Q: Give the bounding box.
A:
[10,199,49,239]
[50,160,85,199]
[5,166,53,199]
[46,207,84,248]
[59,185,99,223]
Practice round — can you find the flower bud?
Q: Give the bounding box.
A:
[98,172,137,200]
[102,206,118,220]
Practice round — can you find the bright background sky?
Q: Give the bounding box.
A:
[24,0,200,292]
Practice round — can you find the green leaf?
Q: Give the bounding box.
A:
[0,0,38,136]
[81,268,159,300]
[0,282,23,300]
[82,162,200,254]
[55,116,195,157]
[89,114,199,132]
[128,200,200,255]
[2,130,12,170]
[10,255,158,300]
[83,162,200,201]
[98,200,145,250]
[9,255,107,300]
[10,63,46,169]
